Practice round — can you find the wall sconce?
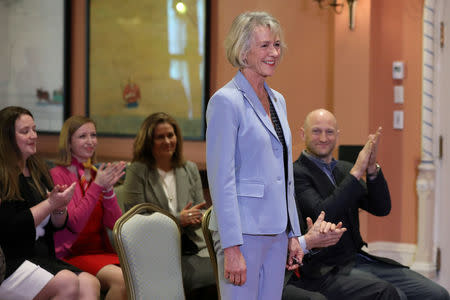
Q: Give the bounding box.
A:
[313,0,358,30]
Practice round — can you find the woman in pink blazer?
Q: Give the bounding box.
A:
[51,116,127,300]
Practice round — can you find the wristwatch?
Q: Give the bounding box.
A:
[367,163,380,180]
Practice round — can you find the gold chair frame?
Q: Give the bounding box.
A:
[201,206,221,299]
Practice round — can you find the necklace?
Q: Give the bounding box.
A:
[158,168,177,214]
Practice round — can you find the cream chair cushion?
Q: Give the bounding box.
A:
[114,203,185,300]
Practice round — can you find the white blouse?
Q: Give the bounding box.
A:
[35,215,50,240]
[157,168,177,215]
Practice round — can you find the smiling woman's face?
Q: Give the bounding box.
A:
[70,122,97,163]
[152,122,177,162]
[15,114,37,161]
[244,25,281,79]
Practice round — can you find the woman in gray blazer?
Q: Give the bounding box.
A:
[121,112,215,295]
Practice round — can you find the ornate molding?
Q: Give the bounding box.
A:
[412,0,438,278]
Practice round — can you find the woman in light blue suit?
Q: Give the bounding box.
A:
[206,11,303,300]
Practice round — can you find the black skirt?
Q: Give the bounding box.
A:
[27,236,81,275]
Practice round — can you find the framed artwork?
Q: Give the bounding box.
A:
[0,0,69,133]
[87,0,209,139]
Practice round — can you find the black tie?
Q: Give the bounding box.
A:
[268,96,291,232]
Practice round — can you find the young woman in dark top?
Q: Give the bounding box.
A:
[0,106,100,300]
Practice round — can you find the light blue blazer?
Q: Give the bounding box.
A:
[206,71,301,249]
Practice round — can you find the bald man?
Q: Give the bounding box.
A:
[284,109,449,300]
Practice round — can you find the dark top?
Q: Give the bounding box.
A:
[0,174,78,278]
[293,153,402,278]
[268,97,293,231]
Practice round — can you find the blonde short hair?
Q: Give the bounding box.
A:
[225,11,286,68]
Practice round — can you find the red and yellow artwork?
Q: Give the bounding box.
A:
[89,0,207,138]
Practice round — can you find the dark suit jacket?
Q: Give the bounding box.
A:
[293,153,403,278]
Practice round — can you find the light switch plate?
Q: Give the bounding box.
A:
[393,110,404,130]
[394,85,404,104]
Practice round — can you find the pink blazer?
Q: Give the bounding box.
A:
[50,164,122,259]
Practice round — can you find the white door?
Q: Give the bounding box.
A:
[434,0,450,290]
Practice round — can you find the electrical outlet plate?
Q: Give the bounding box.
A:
[393,110,404,130]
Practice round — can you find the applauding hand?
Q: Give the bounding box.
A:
[94,161,126,191]
[304,211,347,250]
[367,127,382,175]
[179,201,207,226]
[48,182,76,210]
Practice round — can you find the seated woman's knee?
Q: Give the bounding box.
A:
[53,270,80,298]
[78,272,101,297]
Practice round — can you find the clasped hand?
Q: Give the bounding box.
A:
[179,201,207,227]
[286,236,304,271]
[351,127,382,179]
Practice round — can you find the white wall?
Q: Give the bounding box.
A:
[0,2,10,95]
[0,0,64,131]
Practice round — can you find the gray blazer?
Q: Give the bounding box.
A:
[122,160,205,247]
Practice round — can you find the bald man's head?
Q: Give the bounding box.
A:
[301,109,339,163]
[304,109,337,131]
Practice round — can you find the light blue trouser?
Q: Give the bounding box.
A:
[213,231,288,300]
